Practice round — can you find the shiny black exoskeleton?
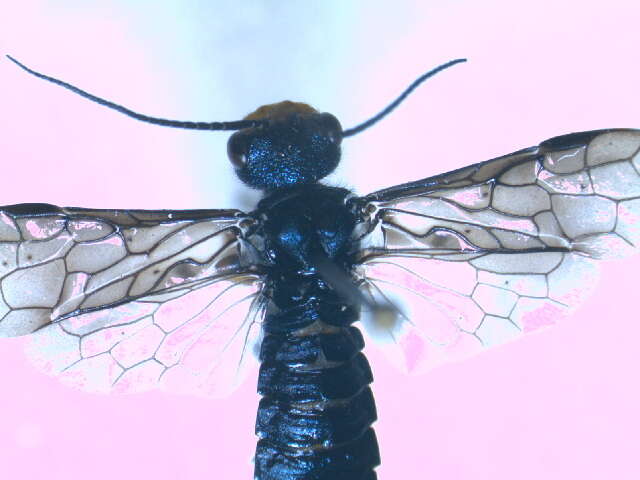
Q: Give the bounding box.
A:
[230,103,380,480]
[5,56,469,480]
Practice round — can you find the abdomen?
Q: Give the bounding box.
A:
[254,299,380,480]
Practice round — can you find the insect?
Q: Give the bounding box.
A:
[2,55,639,480]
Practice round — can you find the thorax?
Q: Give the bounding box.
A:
[251,184,359,332]
[254,184,357,275]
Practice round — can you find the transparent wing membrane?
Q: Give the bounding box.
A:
[0,205,256,336]
[355,129,640,373]
[0,204,266,396]
[25,274,265,397]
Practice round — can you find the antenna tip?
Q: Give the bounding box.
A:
[6,55,24,68]
[342,57,469,138]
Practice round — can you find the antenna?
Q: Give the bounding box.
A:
[7,55,467,136]
[6,55,265,131]
[342,58,467,138]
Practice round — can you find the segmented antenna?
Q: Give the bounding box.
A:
[7,55,466,136]
[6,55,265,131]
[342,58,467,137]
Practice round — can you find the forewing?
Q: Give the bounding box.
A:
[354,129,640,373]
[0,204,259,337]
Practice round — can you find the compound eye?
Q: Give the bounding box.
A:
[318,113,343,145]
[227,131,249,169]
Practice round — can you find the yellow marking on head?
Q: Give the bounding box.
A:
[243,101,318,121]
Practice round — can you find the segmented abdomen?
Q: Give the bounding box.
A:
[254,303,380,480]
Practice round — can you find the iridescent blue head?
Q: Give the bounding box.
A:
[226,101,342,190]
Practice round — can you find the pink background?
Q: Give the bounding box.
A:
[1,2,639,479]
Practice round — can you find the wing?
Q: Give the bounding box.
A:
[0,204,267,396]
[25,274,266,397]
[352,129,640,373]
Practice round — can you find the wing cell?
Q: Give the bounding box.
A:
[355,129,640,373]
[25,275,265,397]
[0,205,260,337]
[0,204,267,396]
